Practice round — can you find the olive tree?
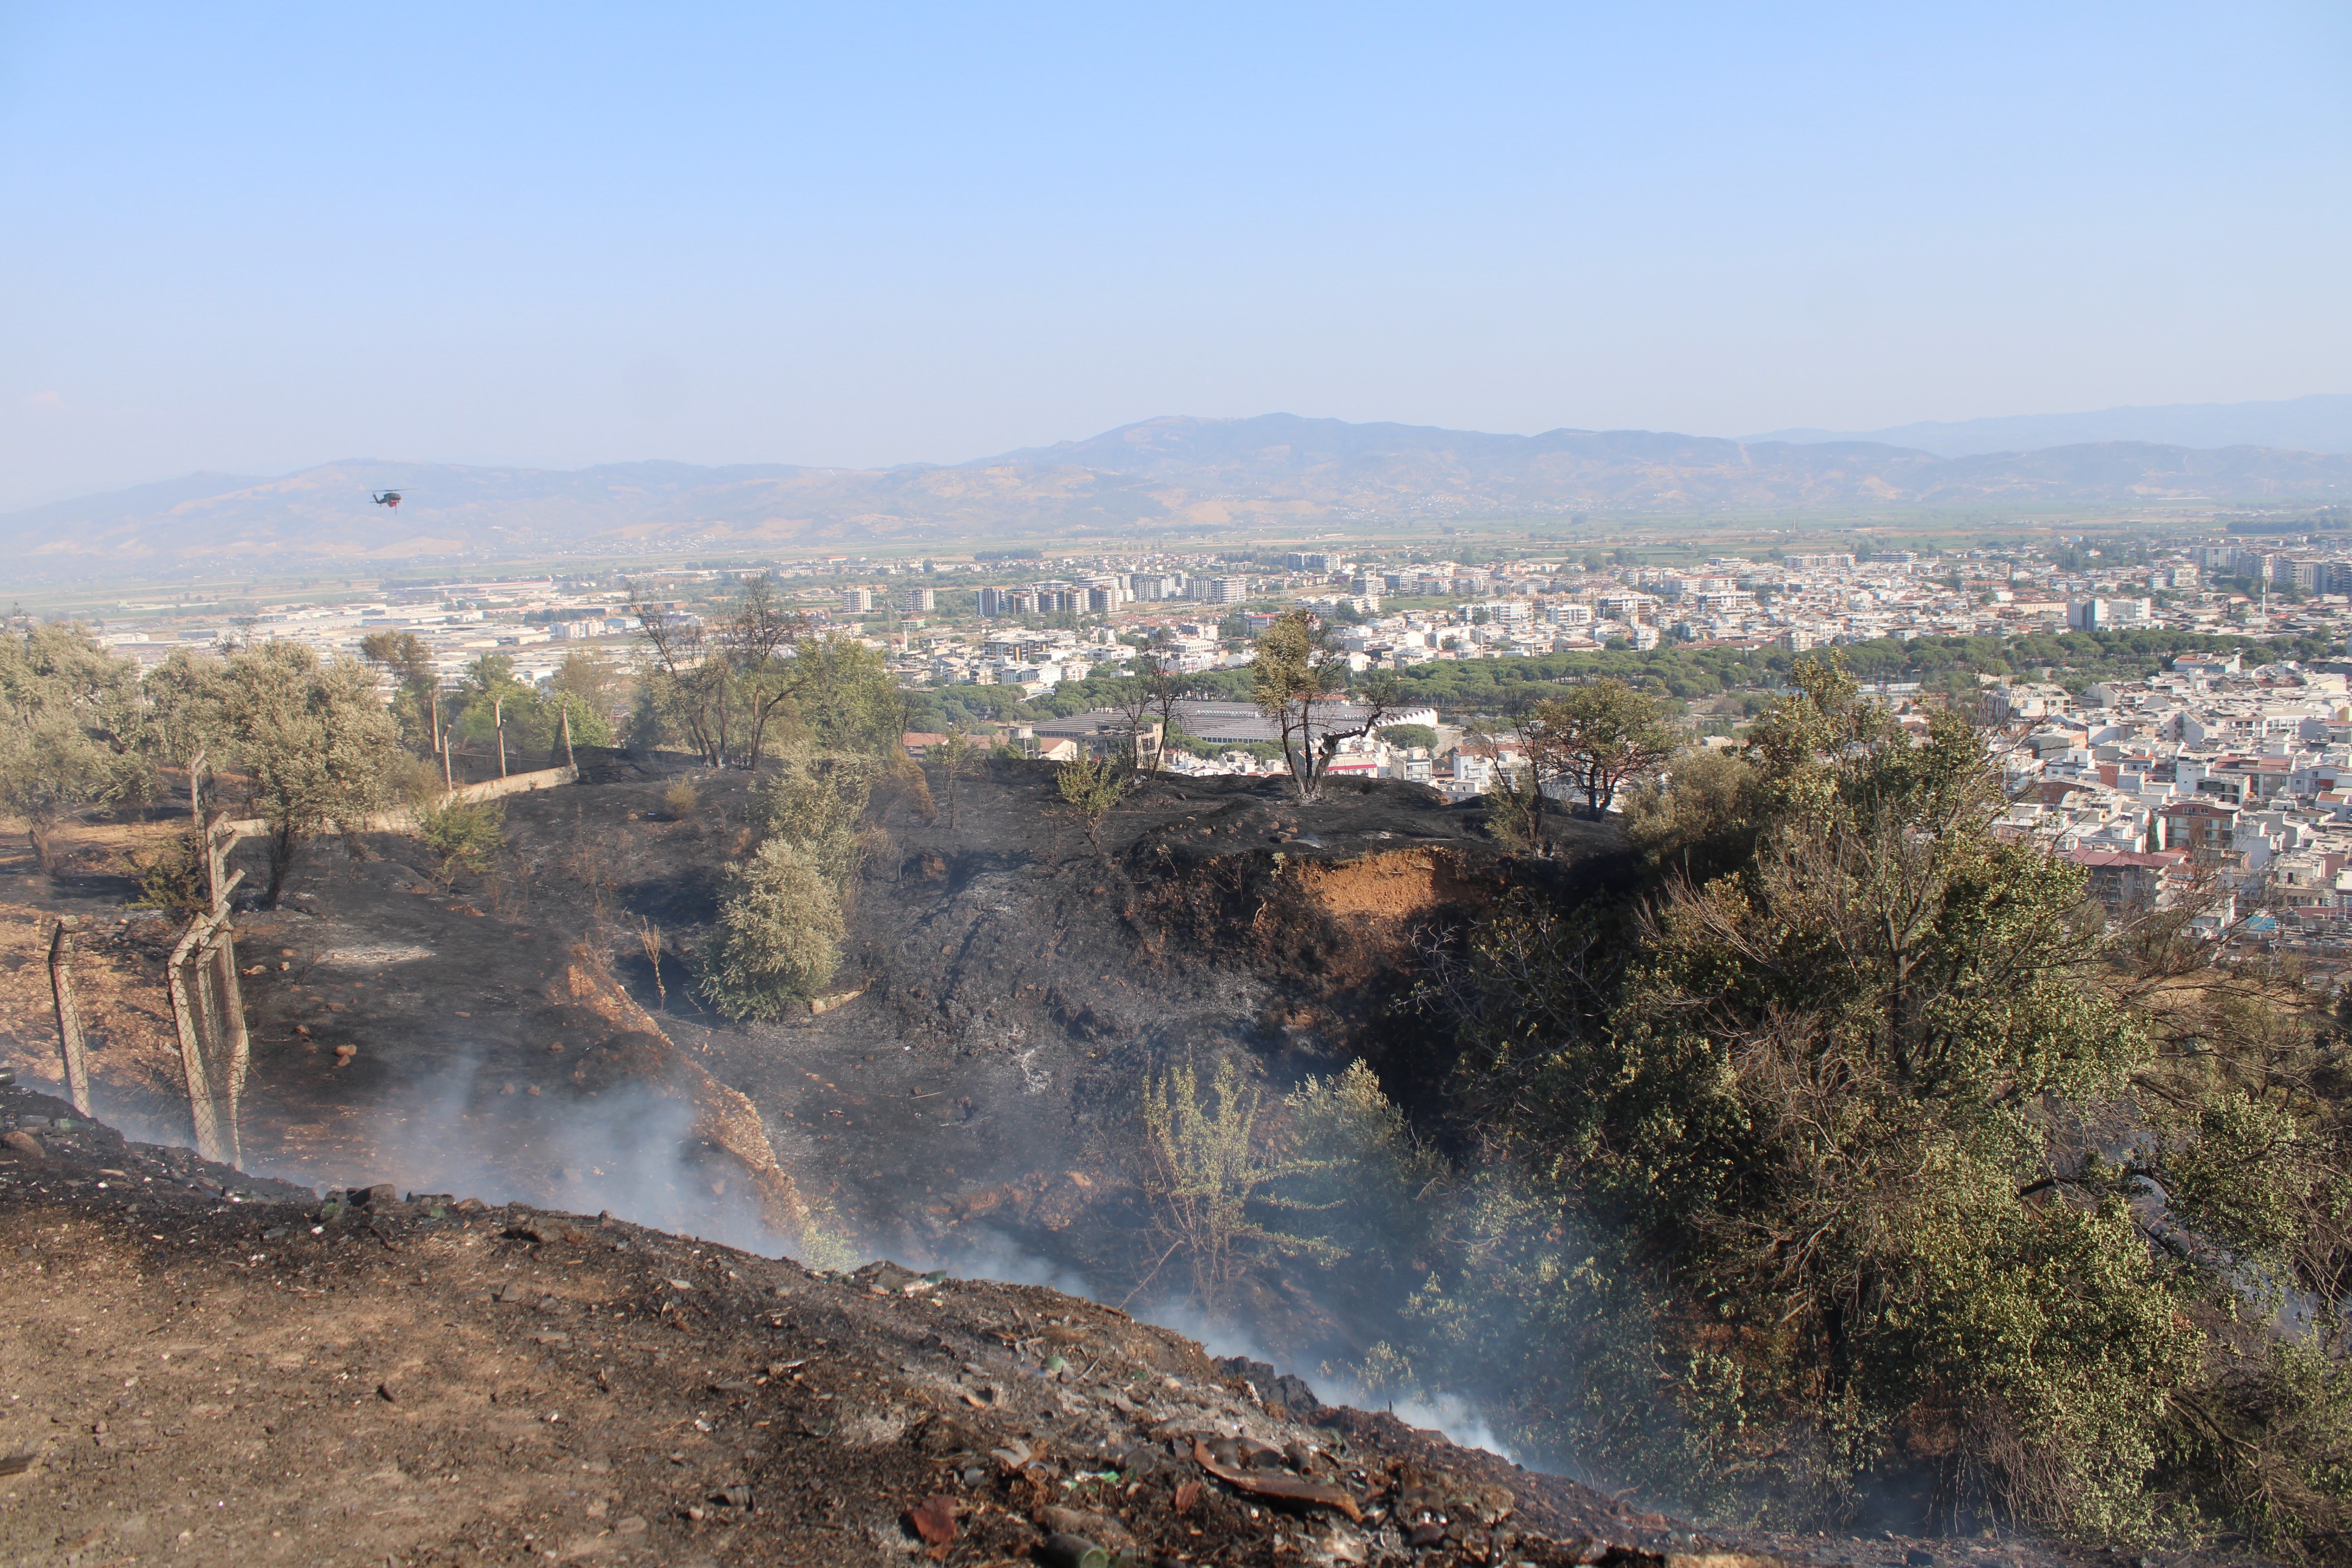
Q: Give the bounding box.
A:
[359,629,443,749]
[141,649,226,766]
[0,718,143,873]
[698,746,876,1019]
[0,623,151,873]
[750,750,872,886]
[205,642,403,906]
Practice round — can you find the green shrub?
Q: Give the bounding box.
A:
[128,829,210,916]
[416,798,505,887]
[381,752,445,815]
[1055,754,1129,842]
[700,839,845,1019]
[1138,1059,1337,1305]
[1280,1060,1453,1269]
[662,780,698,819]
[751,753,870,884]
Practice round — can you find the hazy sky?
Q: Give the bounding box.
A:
[3,2,2348,509]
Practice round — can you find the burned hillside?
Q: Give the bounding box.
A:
[8,687,2346,1563]
[0,755,1626,1378]
[2,1079,2151,1568]
[0,1083,1727,1567]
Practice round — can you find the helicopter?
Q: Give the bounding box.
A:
[371,489,404,509]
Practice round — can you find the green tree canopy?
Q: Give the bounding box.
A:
[358,629,442,748]
[1521,677,1672,819]
[0,623,151,871]
[1251,611,1400,800]
[204,642,403,905]
[1383,658,2347,1537]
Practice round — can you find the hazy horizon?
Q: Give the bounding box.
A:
[5,4,2349,512]
[9,394,2352,517]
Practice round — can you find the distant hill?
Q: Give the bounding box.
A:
[1752,393,2352,458]
[5,414,2351,581]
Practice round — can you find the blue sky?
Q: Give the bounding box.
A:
[2,2,2347,508]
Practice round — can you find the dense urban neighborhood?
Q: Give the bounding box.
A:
[73,538,2331,658]
[24,526,2352,955]
[82,534,2352,685]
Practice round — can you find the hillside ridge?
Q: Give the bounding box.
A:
[1751,391,2352,458]
[10,413,2352,579]
[2,1082,1737,1567]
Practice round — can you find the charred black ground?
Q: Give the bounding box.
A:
[0,762,2267,1568]
[187,754,1632,1345]
[1,758,2250,1568]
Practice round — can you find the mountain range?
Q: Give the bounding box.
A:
[1749,393,2352,458]
[5,410,2351,581]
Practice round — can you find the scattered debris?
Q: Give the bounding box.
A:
[1038,1505,1134,1549]
[0,1010,2092,1568]
[1036,1530,1110,1568]
[1193,1438,1363,1521]
[905,1494,957,1547]
[507,1213,586,1244]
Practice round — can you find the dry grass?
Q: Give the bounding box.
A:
[0,815,216,1122]
[0,901,187,1110]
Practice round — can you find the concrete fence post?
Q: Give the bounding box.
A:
[48,918,90,1116]
[166,865,244,1168]
[206,927,249,1167]
[168,942,227,1165]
